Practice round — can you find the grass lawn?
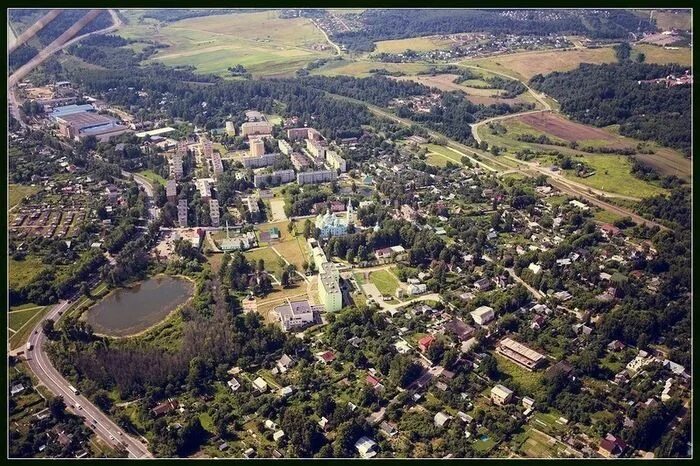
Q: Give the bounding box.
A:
[244,247,286,280]
[424,144,464,164]
[9,184,40,208]
[472,431,498,454]
[632,43,691,66]
[199,412,215,433]
[9,306,47,331]
[272,237,310,272]
[494,354,543,395]
[136,169,167,186]
[9,256,46,289]
[514,427,560,458]
[593,209,624,224]
[368,269,400,297]
[425,153,449,167]
[9,306,51,350]
[562,154,666,199]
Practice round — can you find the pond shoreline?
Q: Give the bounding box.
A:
[85,274,195,339]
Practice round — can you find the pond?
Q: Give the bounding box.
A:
[86,276,194,337]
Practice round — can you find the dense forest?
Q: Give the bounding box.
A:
[530,63,691,154]
[141,9,254,22]
[333,9,656,52]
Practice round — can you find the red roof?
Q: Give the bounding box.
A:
[366,375,381,387]
[319,351,336,362]
[418,335,435,350]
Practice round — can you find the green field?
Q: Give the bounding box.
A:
[9,306,51,350]
[632,43,692,66]
[244,247,286,281]
[124,11,335,77]
[9,306,47,331]
[9,256,46,289]
[373,35,455,54]
[593,209,624,224]
[137,169,167,186]
[424,144,464,164]
[561,154,666,199]
[9,184,40,208]
[494,354,543,395]
[368,269,401,297]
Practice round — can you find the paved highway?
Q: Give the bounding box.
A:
[25,300,152,458]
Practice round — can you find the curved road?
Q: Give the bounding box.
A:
[21,167,155,458]
[25,301,152,458]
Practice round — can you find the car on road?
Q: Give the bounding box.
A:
[110,435,115,441]
[76,404,82,410]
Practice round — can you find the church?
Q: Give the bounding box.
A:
[314,199,354,238]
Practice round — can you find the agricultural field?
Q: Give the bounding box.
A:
[462,47,617,81]
[516,113,633,149]
[481,113,691,185]
[120,10,335,77]
[631,43,692,65]
[373,35,455,54]
[653,10,692,31]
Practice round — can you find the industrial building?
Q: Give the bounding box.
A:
[496,337,547,371]
[296,170,337,185]
[49,103,95,120]
[56,111,129,141]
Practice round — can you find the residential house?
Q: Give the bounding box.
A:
[354,436,378,459]
[491,385,514,406]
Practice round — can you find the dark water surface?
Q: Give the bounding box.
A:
[86,276,193,337]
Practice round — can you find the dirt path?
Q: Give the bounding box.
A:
[311,19,342,55]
